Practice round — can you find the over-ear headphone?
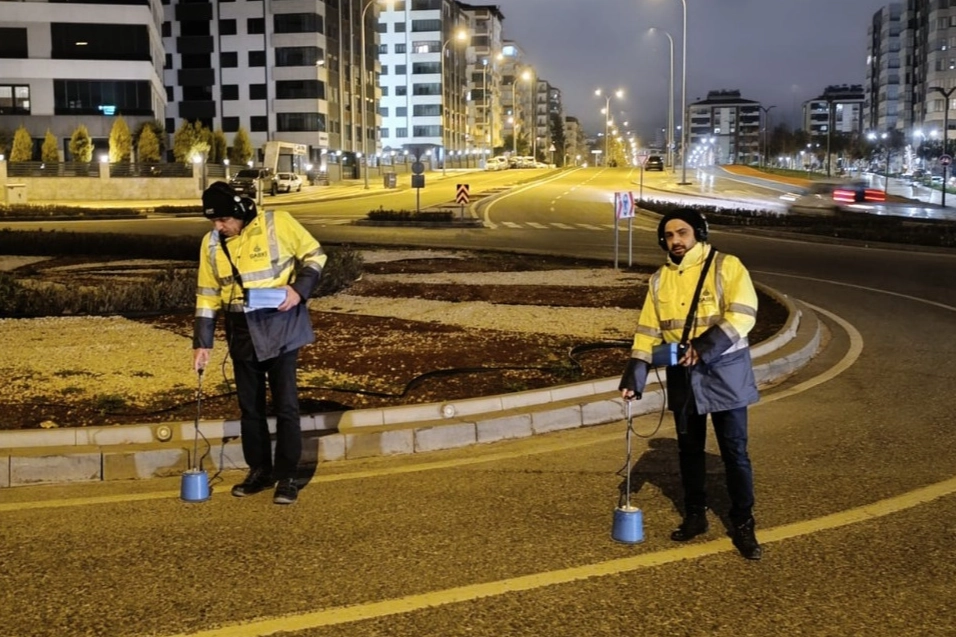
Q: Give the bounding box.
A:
[657,209,709,250]
[236,196,257,224]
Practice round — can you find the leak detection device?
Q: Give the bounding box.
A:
[651,342,686,367]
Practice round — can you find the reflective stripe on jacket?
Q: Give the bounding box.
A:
[628,242,759,413]
[193,209,327,360]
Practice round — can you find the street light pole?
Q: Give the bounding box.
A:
[649,28,674,171]
[930,85,956,207]
[358,0,380,190]
[759,105,776,169]
[595,88,623,167]
[678,0,690,184]
[440,28,467,177]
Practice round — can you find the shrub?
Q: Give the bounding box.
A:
[366,209,453,222]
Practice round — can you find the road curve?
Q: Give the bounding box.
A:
[1,173,955,637]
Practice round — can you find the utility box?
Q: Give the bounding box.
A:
[5,183,27,204]
[383,172,397,188]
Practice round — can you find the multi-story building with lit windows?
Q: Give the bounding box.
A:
[0,0,166,160]
[803,85,865,141]
[687,89,761,165]
[378,0,469,162]
[460,3,503,156]
[162,0,378,168]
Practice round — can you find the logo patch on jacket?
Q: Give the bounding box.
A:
[249,245,267,260]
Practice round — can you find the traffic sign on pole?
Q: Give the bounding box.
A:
[456,183,470,204]
[614,191,635,219]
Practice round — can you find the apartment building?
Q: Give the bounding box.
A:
[497,40,531,155]
[804,85,866,139]
[162,0,378,168]
[687,90,761,165]
[461,3,503,155]
[563,115,586,165]
[378,0,469,162]
[0,0,166,159]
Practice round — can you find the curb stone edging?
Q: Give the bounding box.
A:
[0,285,820,488]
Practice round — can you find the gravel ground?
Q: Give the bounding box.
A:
[0,252,650,428]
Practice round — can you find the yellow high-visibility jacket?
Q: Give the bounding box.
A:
[193,209,327,361]
[623,242,759,413]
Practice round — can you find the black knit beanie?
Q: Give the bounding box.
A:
[201,181,245,220]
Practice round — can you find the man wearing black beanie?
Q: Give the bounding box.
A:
[619,208,762,560]
[193,181,327,505]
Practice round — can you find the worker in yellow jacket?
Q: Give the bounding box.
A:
[192,181,326,505]
[619,208,761,560]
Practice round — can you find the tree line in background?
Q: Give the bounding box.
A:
[0,119,255,167]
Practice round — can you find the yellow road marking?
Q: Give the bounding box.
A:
[158,476,956,637]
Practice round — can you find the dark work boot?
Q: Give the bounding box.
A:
[273,478,298,505]
[670,509,709,542]
[732,517,762,561]
[231,468,275,497]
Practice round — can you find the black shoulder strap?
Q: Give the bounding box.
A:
[679,246,717,345]
[217,233,244,289]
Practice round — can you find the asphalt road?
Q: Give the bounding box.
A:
[1,168,955,637]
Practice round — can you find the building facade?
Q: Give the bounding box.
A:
[804,85,866,139]
[0,0,166,160]
[687,90,761,165]
[461,3,503,157]
[162,0,379,169]
[378,0,470,162]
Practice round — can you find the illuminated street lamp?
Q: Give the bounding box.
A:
[595,88,624,167]
[522,68,536,161]
[440,27,469,176]
[358,0,384,189]
[648,27,675,170]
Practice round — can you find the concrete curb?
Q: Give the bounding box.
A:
[0,284,820,488]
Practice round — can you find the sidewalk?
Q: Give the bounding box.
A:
[0,284,820,488]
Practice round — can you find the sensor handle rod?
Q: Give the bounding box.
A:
[193,369,204,471]
[624,400,632,508]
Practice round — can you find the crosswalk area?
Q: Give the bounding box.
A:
[286,215,656,232]
[493,221,653,232]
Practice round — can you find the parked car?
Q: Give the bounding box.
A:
[484,157,508,171]
[645,155,664,171]
[229,168,274,199]
[272,172,303,194]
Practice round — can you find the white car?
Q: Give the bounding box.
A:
[484,157,508,171]
[272,172,303,194]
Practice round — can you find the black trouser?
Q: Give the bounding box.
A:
[674,407,755,525]
[232,350,301,481]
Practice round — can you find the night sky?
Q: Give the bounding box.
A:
[494,0,888,141]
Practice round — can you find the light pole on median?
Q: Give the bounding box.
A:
[595,87,623,167]
[759,104,776,169]
[358,0,382,190]
[677,0,690,184]
[440,28,468,177]
[649,27,675,171]
[930,85,956,207]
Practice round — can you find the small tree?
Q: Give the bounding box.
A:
[229,126,254,165]
[210,129,228,164]
[108,115,133,163]
[133,120,167,159]
[0,128,11,158]
[137,125,161,163]
[41,129,60,163]
[172,120,210,165]
[69,125,94,163]
[10,126,34,162]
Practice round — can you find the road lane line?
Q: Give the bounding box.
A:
[156,476,956,637]
[753,271,956,314]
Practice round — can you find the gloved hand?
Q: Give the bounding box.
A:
[618,358,648,400]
